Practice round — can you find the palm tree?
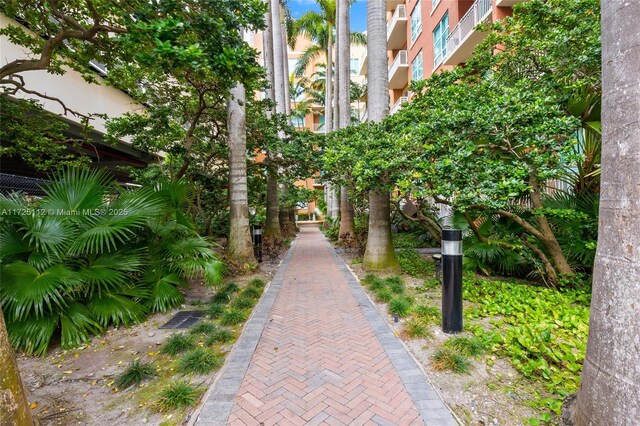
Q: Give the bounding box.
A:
[289,0,366,135]
[226,82,257,271]
[575,2,640,423]
[362,0,399,271]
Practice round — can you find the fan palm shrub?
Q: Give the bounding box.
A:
[0,168,224,355]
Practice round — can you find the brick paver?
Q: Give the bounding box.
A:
[195,226,457,425]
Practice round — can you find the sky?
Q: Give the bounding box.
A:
[288,0,368,33]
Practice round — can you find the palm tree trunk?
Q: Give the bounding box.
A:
[271,0,286,115]
[263,1,276,109]
[575,2,640,423]
[362,0,398,271]
[264,167,282,239]
[331,187,340,219]
[281,22,292,119]
[325,25,333,134]
[226,83,257,271]
[333,0,340,131]
[0,305,34,426]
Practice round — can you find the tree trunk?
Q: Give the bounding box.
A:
[281,22,292,119]
[263,2,276,108]
[362,0,398,271]
[364,190,399,271]
[264,167,282,239]
[331,186,340,219]
[338,185,355,238]
[575,2,640,423]
[0,305,34,426]
[226,83,257,272]
[325,26,333,134]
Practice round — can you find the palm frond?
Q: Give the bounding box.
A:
[294,44,325,78]
[6,316,57,356]
[350,31,367,46]
[40,168,110,213]
[87,293,147,327]
[59,302,103,349]
[142,272,185,313]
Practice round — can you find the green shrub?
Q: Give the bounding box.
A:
[222,282,239,294]
[219,308,247,325]
[444,336,486,358]
[389,296,413,317]
[177,348,223,374]
[396,249,435,278]
[189,321,218,335]
[362,274,377,285]
[231,296,255,309]
[115,360,157,389]
[205,327,235,345]
[374,288,393,303]
[386,277,405,294]
[431,347,471,374]
[156,381,200,411]
[210,291,232,305]
[241,286,262,299]
[0,169,224,355]
[161,333,196,356]
[369,278,387,291]
[393,233,424,249]
[207,303,225,318]
[248,278,266,289]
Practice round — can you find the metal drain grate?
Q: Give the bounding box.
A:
[159,310,206,329]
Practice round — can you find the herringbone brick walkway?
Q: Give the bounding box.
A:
[195,226,456,426]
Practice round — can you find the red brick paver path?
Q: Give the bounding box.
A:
[228,227,425,425]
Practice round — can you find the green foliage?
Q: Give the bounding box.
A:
[219,308,247,326]
[413,304,440,324]
[205,327,235,345]
[211,291,232,305]
[444,337,486,358]
[231,296,255,310]
[368,278,387,292]
[161,334,196,356]
[386,277,405,294]
[248,278,266,289]
[401,318,432,340]
[431,347,472,374]
[241,286,262,299]
[115,360,157,389]
[374,288,393,303]
[177,348,223,375]
[396,250,435,278]
[392,233,424,249]
[222,283,240,294]
[465,277,590,414]
[206,303,225,318]
[0,169,224,354]
[155,381,201,412]
[189,321,218,336]
[389,296,413,317]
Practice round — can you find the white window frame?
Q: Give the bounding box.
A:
[411,51,423,82]
[410,0,422,44]
[433,12,449,68]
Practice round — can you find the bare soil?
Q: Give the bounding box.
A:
[340,248,542,426]
[19,256,283,426]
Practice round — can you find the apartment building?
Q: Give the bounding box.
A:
[361,0,529,114]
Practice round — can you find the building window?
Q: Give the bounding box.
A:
[350,58,359,75]
[288,58,299,76]
[433,12,449,68]
[292,116,305,128]
[432,0,441,11]
[410,0,422,44]
[411,51,423,81]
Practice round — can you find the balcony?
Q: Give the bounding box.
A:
[388,50,409,89]
[390,96,408,114]
[496,0,529,6]
[387,5,407,50]
[444,0,492,66]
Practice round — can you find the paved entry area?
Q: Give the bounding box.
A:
[195,226,456,426]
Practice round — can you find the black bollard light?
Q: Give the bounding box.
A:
[441,229,463,333]
[252,225,263,263]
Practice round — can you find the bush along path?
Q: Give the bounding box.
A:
[194,226,456,425]
[349,248,590,425]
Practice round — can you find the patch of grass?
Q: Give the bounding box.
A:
[362,274,377,285]
[369,278,387,292]
[155,380,201,412]
[431,347,472,374]
[219,308,247,326]
[210,291,232,305]
[248,278,266,289]
[423,278,440,290]
[401,318,433,340]
[207,303,225,318]
[231,296,255,309]
[374,287,394,303]
[351,258,363,265]
[396,249,435,278]
[444,336,486,358]
[389,296,413,317]
[115,360,157,389]
[393,232,424,249]
[222,282,240,294]
[241,286,262,299]
[205,327,235,345]
[189,321,218,335]
[386,277,405,294]
[161,333,196,356]
[413,304,440,323]
[177,348,223,375]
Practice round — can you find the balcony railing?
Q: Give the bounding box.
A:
[390,96,409,114]
[387,4,407,34]
[445,0,492,62]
